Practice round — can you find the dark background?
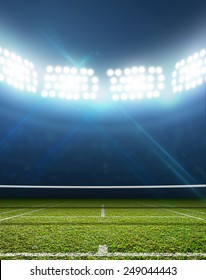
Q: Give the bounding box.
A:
[0,0,205,70]
[0,0,205,197]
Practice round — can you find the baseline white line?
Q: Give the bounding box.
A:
[7,215,183,218]
[101,204,105,218]
[105,216,186,218]
[0,252,205,257]
[5,216,100,218]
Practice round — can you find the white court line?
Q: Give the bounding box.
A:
[0,201,94,222]
[103,216,187,218]
[5,216,100,218]
[0,201,66,222]
[8,215,184,218]
[0,252,205,257]
[163,209,206,221]
[138,201,206,221]
[181,208,206,215]
[98,245,108,254]
[1,184,205,189]
[0,208,47,222]
[0,209,23,215]
[101,204,105,218]
[0,202,62,216]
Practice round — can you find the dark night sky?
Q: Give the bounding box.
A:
[0,0,205,70]
[0,0,205,192]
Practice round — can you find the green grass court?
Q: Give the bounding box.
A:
[0,198,205,260]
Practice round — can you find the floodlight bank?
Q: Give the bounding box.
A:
[172,49,206,94]
[0,46,206,102]
[42,65,99,100]
[0,47,38,93]
[107,66,164,101]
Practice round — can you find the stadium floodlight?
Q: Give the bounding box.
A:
[42,66,99,101]
[107,65,165,101]
[171,49,206,94]
[0,47,38,93]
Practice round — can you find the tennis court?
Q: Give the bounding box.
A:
[0,198,205,260]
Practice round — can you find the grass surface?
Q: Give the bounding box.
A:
[0,198,205,260]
